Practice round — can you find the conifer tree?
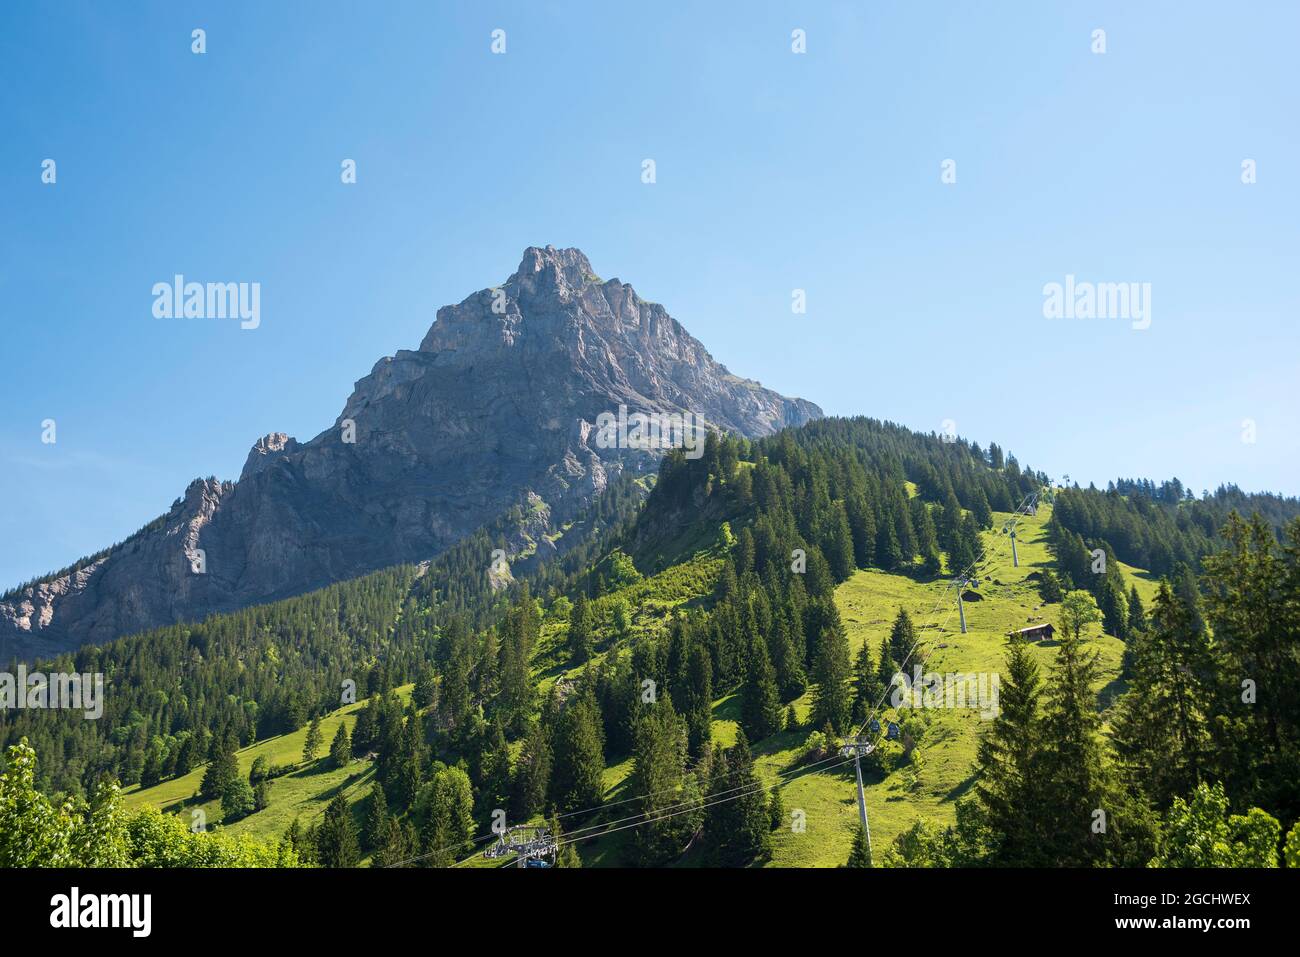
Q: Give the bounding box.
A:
[329,722,351,769]
[413,663,438,710]
[683,642,714,757]
[316,793,360,867]
[302,715,323,764]
[852,640,882,726]
[478,717,513,819]
[876,635,898,693]
[1112,581,1213,809]
[283,817,314,866]
[846,494,877,569]
[1036,631,1110,866]
[938,490,963,554]
[704,733,771,865]
[495,586,540,732]
[630,694,696,865]
[825,502,856,582]
[1201,514,1300,819]
[811,602,851,734]
[768,786,785,831]
[874,519,902,571]
[363,782,389,850]
[371,816,411,868]
[771,610,807,702]
[888,608,916,669]
[568,591,594,664]
[847,826,872,867]
[511,720,552,821]
[741,636,783,742]
[200,740,239,801]
[1098,576,1129,641]
[549,691,605,814]
[949,514,981,574]
[1126,584,1147,633]
[972,637,1045,865]
[1038,568,1063,604]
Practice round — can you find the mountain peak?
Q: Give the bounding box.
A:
[1,247,820,661]
[241,432,299,480]
[514,245,597,284]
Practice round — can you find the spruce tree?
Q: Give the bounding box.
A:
[888,608,916,669]
[413,664,437,710]
[1111,581,1213,809]
[549,691,605,813]
[316,793,361,867]
[363,783,389,849]
[741,636,782,742]
[874,519,902,571]
[825,502,856,582]
[302,715,323,764]
[1036,631,1110,866]
[730,734,773,863]
[329,722,351,769]
[938,490,963,554]
[768,786,785,831]
[496,584,540,731]
[371,816,411,868]
[876,635,898,692]
[510,721,552,821]
[568,591,593,664]
[630,694,695,865]
[1098,577,1129,641]
[972,637,1045,865]
[811,601,851,734]
[846,826,872,867]
[683,642,714,757]
[705,733,771,865]
[478,717,513,819]
[200,740,239,801]
[1126,584,1147,633]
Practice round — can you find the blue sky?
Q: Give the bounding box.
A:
[2,1,1297,590]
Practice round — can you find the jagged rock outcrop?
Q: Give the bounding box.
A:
[0,246,820,661]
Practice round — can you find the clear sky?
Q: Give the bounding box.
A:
[2,1,1297,590]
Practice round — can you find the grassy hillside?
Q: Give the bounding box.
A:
[125,685,413,846]
[566,501,1147,866]
[127,500,1156,867]
[761,503,1132,867]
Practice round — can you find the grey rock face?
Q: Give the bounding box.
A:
[0,247,820,662]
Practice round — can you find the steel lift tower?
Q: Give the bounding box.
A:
[840,735,876,861]
[483,825,558,868]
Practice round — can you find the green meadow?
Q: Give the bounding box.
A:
[124,685,413,845]
[128,501,1153,866]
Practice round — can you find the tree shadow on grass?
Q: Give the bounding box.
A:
[1098,675,1129,710]
[945,772,977,802]
[308,767,372,806]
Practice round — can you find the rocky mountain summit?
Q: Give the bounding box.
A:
[0,247,820,661]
